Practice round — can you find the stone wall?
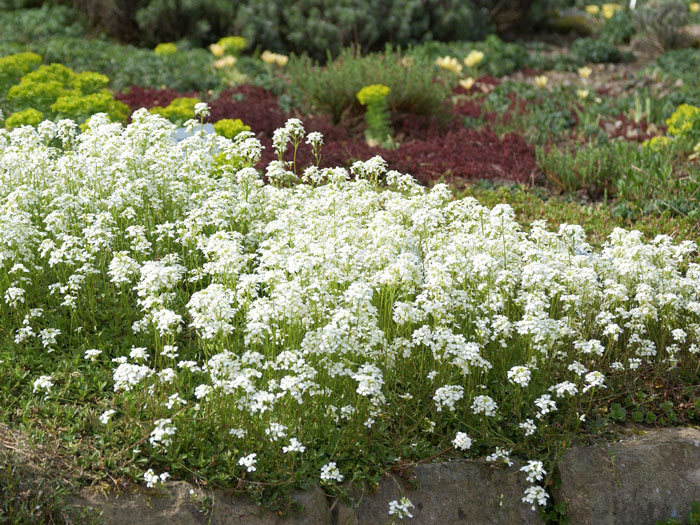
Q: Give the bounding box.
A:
[71,427,700,525]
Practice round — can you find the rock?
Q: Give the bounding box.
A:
[73,482,331,525]
[679,24,700,47]
[335,461,543,524]
[548,9,601,35]
[554,428,700,525]
[173,123,215,142]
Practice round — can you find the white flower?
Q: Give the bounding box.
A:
[485,447,513,466]
[238,453,257,472]
[534,394,557,419]
[320,462,343,483]
[113,363,152,392]
[84,349,102,361]
[33,375,54,396]
[507,365,531,387]
[282,438,306,453]
[519,419,537,436]
[522,485,549,511]
[144,469,170,488]
[582,371,606,393]
[628,358,642,370]
[388,497,415,519]
[130,347,149,362]
[549,381,578,398]
[471,395,498,417]
[99,409,116,424]
[520,460,546,483]
[149,418,176,449]
[453,432,472,451]
[229,428,247,438]
[194,102,210,119]
[433,385,464,412]
[5,286,25,307]
[265,422,288,441]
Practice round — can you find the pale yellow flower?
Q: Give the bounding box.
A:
[261,51,289,67]
[578,66,592,79]
[435,56,463,74]
[261,50,276,65]
[535,75,548,88]
[577,89,590,99]
[464,50,485,68]
[690,2,699,13]
[459,77,476,91]
[585,4,600,15]
[214,56,237,69]
[602,3,622,19]
[209,43,225,57]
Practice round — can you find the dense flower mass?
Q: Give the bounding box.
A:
[1,113,698,512]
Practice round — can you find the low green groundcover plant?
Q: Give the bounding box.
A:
[0,110,699,516]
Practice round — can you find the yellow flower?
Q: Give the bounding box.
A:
[459,77,476,91]
[261,50,276,65]
[261,51,288,67]
[464,50,485,68]
[435,56,462,74]
[585,5,600,15]
[214,56,237,69]
[643,135,673,151]
[690,141,700,160]
[209,43,225,57]
[577,89,590,99]
[578,66,592,79]
[356,84,391,106]
[690,2,700,12]
[602,3,622,19]
[535,75,548,88]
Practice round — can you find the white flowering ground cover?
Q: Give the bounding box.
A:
[1,110,699,516]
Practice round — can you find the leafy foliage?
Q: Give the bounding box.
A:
[288,47,450,124]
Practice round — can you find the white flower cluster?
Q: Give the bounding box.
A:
[388,497,415,519]
[2,114,699,506]
[144,469,171,488]
[320,461,343,483]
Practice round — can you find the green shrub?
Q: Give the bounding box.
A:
[0,5,84,44]
[69,71,110,94]
[599,8,635,44]
[213,118,251,139]
[51,91,129,124]
[31,37,218,92]
[7,76,70,114]
[4,60,129,126]
[73,0,491,60]
[536,141,633,196]
[633,0,693,51]
[0,51,41,98]
[569,37,631,64]
[409,35,528,77]
[149,97,202,126]
[288,47,450,124]
[4,107,43,129]
[647,48,700,85]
